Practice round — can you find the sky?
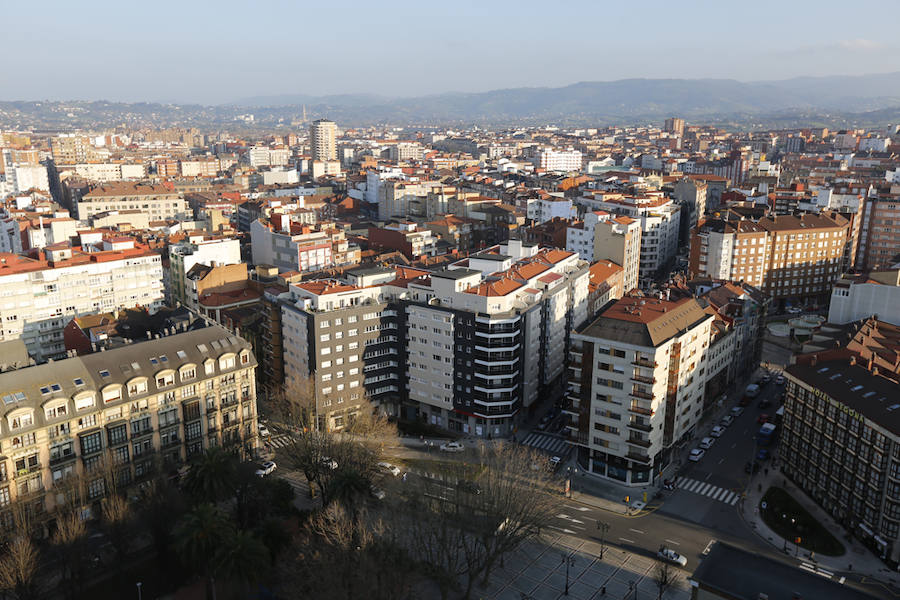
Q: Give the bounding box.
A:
[3,0,899,105]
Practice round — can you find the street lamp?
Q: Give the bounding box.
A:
[596,521,610,558]
[561,552,576,595]
[136,582,142,600]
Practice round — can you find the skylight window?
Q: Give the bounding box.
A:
[99,369,110,378]
[73,378,85,387]
[50,383,62,392]
[159,355,168,363]
[150,357,158,366]
[197,344,208,353]
[862,391,876,398]
[176,350,187,359]
[850,385,864,392]
[40,386,51,395]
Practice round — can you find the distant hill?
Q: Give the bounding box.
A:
[231,72,900,124]
[2,73,900,130]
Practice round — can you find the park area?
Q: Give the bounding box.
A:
[759,486,845,556]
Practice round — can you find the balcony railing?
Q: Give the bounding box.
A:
[627,436,652,448]
[566,430,588,445]
[627,420,652,433]
[629,389,653,400]
[49,453,77,467]
[15,463,42,478]
[626,451,652,464]
[628,404,653,416]
[632,358,656,368]
[631,374,655,385]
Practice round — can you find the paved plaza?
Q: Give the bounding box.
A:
[478,533,692,600]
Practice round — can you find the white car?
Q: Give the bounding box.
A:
[775,375,785,385]
[258,423,271,438]
[321,457,338,470]
[688,448,705,462]
[255,460,277,477]
[699,437,715,450]
[439,441,465,453]
[787,307,803,314]
[657,547,688,567]
[730,406,745,417]
[720,415,734,427]
[710,425,725,438]
[377,462,402,477]
[370,486,386,500]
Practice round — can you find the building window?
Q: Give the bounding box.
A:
[80,432,102,456]
[107,424,127,446]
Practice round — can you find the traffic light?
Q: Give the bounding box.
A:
[795,537,802,544]
[624,495,630,503]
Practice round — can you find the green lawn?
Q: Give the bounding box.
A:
[759,486,845,556]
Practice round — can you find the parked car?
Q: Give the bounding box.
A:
[757,413,770,424]
[699,437,715,450]
[377,462,402,477]
[744,461,760,474]
[370,486,386,500]
[760,375,772,385]
[731,406,745,417]
[549,456,563,469]
[756,448,770,461]
[787,307,803,314]
[720,415,734,427]
[321,457,338,469]
[688,448,705,462]
[258,423,271,438]
[710,425,725,438]
[657,546,688,567]
[775,375,785,385]
[457,480,482,495]
[440,441,465,453]
[255,461,277,477]
[758,399,772,409]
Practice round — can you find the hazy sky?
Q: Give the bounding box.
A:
[3,0,899,104]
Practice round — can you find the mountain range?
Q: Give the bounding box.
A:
[2,73,900,129]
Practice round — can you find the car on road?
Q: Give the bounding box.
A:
[757,398,772,409]
[699,437,715,450]
[657,546,688,567]
[377,462,402,477]
[756,448,770,461]
[370,486,386,500]
[730,406,745,417]
[457,480,482,495]
[549,456,563,469]
[321,457,338,469]
[760,374,771,385]
[787,306,803,314]
[719,415,734,427]
[757,413,770,424]
[710,425,725,438]
[688,448,705,462]
[255,460,277,477]
[745,461,760,474]
[440,441,465,453]
[775,375,785,385]
[258,423,271,437]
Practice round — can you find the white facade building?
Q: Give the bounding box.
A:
[536,149,583,173]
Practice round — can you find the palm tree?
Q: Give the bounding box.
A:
[173,503,230,600]
[214,530,270,594]
[329,468,371,514]
[183,447,237,503]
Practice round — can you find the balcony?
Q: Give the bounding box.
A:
[161,438,181,450]
[15,463,42,478]
[561,398,580,416]
[627,435,652,448]
[629,389,653,401]
[626,451,652,465]
[631,373,656,385]
[632,358,656,368]
[628,404,653,416]
[627,420,652,433]
[49,452,77,467]
[566,430,588,445]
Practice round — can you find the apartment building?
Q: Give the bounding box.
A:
[70,163,145,182]
[50,134,93,164]
[77,182,189,222]
[856,196,900,271]
[0,323,258,514]
[168,236,242,306]
[535,149,583,173]
[250,219,358,273]
[689,211,850,308]
[578,193,681,285]
[310,119,337,162]
[829,270,900,326]
[568,211,641,293]
[277,241,589,437]
[673,176,707,245]
[565,295,714,485]
[279,267,419,431]
[664,117,685,137]
[782,333,900,562]
[527,195,577,224]
[180,157,220,178]
[0,240,165,360]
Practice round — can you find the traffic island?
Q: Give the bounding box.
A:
[759,486,846,556]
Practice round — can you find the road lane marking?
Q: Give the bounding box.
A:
[664,539,681,546]
[618,537,635,544]
[718,458,724,464]
[696,483,712,495]
[566,505,591,512]
[629,528,645,534]
[705,473,712,480]
[731,443,736,449]
[549,525,577,534]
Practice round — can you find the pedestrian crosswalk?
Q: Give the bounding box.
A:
[674,477,741,505]
[265,433,294,449]
[520,432,572,456]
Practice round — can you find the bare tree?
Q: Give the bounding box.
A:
[267,376,318,431]
[0,503,40,600]
[653,559,674,600]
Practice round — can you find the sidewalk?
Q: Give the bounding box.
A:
[740,467,899,587]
